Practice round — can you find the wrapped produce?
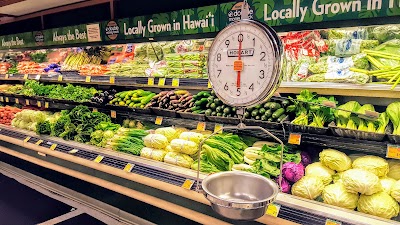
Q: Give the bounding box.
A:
[170,139,198,155]
[164,152,194,168]
[306,71,369,84]
[327,28,369,40]
[179,132,203,144]
[155,127,177,142]
[143,134,168,149]
[140,147,167,161]
[326,39,379,56]
[308,53,370,74]
[372,25,400,42]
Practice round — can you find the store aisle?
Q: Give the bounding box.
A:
[0,161,153,225]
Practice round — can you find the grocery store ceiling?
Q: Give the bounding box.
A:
[0,0,86,16]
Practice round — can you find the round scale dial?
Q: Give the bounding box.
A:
[208,20,283,108]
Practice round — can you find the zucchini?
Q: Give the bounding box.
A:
[191,106,201,111]
[264,102,273,108]
[251,109,259,117]
[195,98,208,106]
[269,103,281,110]
[259,108,266,115]
[261,115,268,121]
[272,108,285,119]
[264,109,272,118]
[286,105,296,112]
[281,99,290,107]
[277,114,288,123]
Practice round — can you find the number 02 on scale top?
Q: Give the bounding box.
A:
[208,20,282,107]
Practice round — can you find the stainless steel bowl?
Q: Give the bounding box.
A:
[202,171,279,220]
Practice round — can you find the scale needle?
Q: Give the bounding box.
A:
[237,37,242,88]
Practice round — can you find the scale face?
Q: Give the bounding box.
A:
[208,20,283,108]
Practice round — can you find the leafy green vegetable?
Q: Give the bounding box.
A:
[202,144,233,171]
[36,121,51,135]
[334,101,361,128]
[386,102,400,135]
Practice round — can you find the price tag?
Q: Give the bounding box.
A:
[207,81,212,89]
[365,110,379,119]
[4,74,9,79]
[265,203,281,217]
[25,99,30,105]
[57,75,63,82]
[38,152,46,157]
[35,140,43,145]
[172,78,179,87]
[23,74,29,80]
[68,149,79,154]
[24,137,31,143]
[5,97,9,102]
[35,75,41,80]
[322,100,336,108]
[37,101,42,108]
[15,98,19,104]
[158,78,166,86]
[93,155,104,163]
[155,116,163,125]
[110,76,115,84]
[0,96,3,102]
[214,124,223,133]
[288,133,301,145]
[45,102,49,108]
[49,144,57,150]
[387,145,400,159]
[85,76,91,83]
[325,219,342,225]
[110,110,117,118]
[197,122,206,131]
[92,108,98,112]
[182,179,194,190]
[147,77,155,86]
[123,163,135,172]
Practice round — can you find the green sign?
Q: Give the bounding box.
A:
[101,5,219,41]
[1,1,400,50]
[0,32,35,49]
[220,0,400,27]
[42,23,102,46]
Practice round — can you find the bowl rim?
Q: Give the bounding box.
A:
[201,171,280,205]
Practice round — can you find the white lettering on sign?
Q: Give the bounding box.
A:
[1,37,25,47]
[183,12,215,30]
[148,19,172,33]
[123,21,146,37]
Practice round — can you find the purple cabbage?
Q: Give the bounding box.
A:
[301,151,312,167]
[282,162,304,183]
[275,177,291,193]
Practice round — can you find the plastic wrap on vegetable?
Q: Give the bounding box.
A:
[170,139,198,155]
[155,127,177,142]
[306,71,369,84]
[327,28,369,40]
[162,41,180,54]
[134,44,148,61]
[140,147,167,161]
[372,25,400,43]
[326,39,379,56]
[308,53,370,74]
[165,54,182,61]
[290,56,316,81]
[143,134,168,149]
[164,152,194,168]
[147,43,163,62]
[179,132,203,144]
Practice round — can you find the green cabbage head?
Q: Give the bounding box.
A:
[358,192,399,219]
[352,155,389,177]
[292,176,325,200]
[388,160,400,180]
[342,169,382,195]
[391,180,400,202]
[380,177,396,194]
[305,162,335,186]
[319,149,352,172]
[322,182,359,210]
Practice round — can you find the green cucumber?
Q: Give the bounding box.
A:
[272,108,285,119]
[269,103,282,110]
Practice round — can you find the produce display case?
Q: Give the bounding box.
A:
[1,1,400,225]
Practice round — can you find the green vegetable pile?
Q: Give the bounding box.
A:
[290,90,336,128]
[12,80,98,102]
[109,89,155,108]
[245,99,295,122]
[106,128,148,155]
